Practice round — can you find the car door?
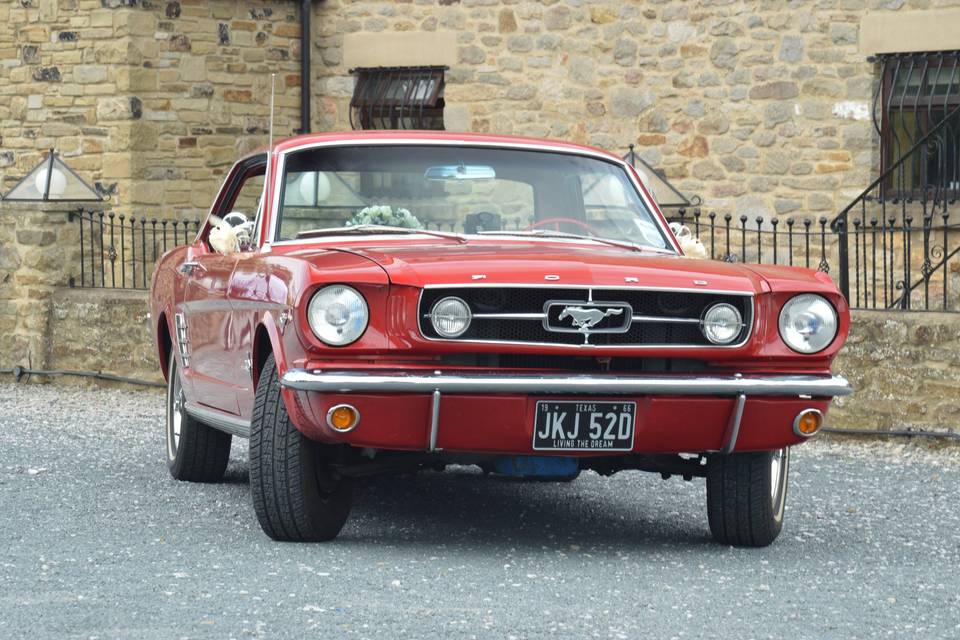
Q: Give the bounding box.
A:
[221,160,269,419]
[177,155,266,415]
[179,246,239,413]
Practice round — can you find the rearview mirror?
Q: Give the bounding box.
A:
[424,164,496,181]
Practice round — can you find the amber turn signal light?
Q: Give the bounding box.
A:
[793,409,823,438]
[326,404,360,432]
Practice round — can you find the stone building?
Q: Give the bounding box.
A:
[2,0,959,219]
[2,0,960,429]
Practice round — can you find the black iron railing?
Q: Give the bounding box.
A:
[832,101,960,311]
[666,209,835,272]
[623,150,838,276]
[68,209,201,289]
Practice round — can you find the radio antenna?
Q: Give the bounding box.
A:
[268,73,276,150]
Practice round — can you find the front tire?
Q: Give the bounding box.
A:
[706,448,790,547]
[249,354,353,542]
[165,354,232,482]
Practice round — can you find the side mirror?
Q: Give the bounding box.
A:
[209,212,255,255]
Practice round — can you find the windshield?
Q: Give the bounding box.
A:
[273,145,671,250]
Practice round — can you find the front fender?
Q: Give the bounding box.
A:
[253,310,287,388]
[252,309,312,432]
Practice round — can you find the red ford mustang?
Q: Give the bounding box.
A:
[150,131,851,546]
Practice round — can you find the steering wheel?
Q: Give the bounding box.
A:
[526,217,595,234]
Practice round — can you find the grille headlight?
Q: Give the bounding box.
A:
[430,296,471,338]
[701,303,743,345]
[307,285,368,346]
[778,294,837,354]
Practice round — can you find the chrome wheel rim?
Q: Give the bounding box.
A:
[167,362,185,461]
[770,449,784,499]
[770,447,789,521]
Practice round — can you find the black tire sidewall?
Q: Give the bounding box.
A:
[706,448,790,547]
[164,352,232,482]
[249,353,353,542]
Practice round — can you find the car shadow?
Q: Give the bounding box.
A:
[221,464,250,485]
[213,459,717,549]
[336,467,716,551]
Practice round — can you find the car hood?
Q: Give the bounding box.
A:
[332,240,774,294]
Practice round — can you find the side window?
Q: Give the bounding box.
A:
[206,157,266,253]
[220,168,265,220]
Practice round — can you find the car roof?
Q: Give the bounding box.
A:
[260,130,625,163]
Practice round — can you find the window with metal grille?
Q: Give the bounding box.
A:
[349,66,445,131]
[877,52,960,196]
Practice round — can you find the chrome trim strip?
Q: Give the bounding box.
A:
[448,311,721,326]
[412,337,739,350]
[428,389,442,452]
[416,286,755,350]
[184,402,251,438]
[281,370,853,398]
[269,234,680,254]
[472,312,545,320]
[631,315,700,324]
[422,283,754,295]
[266,138,680,253]
[720,393,747,454]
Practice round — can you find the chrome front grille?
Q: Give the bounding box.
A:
[418,286,753,348]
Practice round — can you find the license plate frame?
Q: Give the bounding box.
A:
[532,400,636,452]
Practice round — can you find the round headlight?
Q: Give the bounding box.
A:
[307,285,369,346]
[701,303,743,345]
[778,294,838,354]
[430,296,471,338]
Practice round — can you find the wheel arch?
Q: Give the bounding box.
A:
[156,311,173,382]
[252,314,287,390]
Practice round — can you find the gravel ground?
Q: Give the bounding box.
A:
[1,382,959,640]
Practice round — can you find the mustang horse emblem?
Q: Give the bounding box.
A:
[558,306,624,331]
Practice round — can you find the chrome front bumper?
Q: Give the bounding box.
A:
[280,370,853,398]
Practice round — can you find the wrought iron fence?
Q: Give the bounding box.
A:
[666,209,836,270]
[623,150,840,283]
[831,100,960,311]
[68,209,201,289]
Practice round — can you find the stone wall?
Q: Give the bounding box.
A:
[312,0,953,219]
[123,0,302,218]
[1,0,137,204]
[0,205,79,372]
[48,287,161,384]
[0,0,302,221]
[830,311,960,431]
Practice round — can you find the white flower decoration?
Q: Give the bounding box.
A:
[347,205,422,230]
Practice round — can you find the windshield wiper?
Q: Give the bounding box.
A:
[477,229,644,253]
[296,224,467,243]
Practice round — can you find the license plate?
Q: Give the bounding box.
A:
[532,401,636,451]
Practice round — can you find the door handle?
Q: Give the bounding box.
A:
[179,261,206,275]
